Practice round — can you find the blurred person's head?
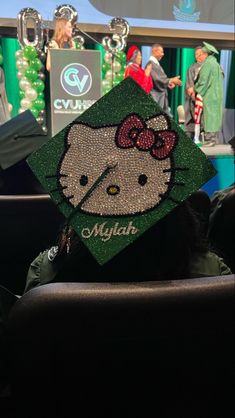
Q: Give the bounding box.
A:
[53,18,73,48]
[197,50,208,63]
[195,46,204,63]
[151,44,164,61]
[200,41,219,62]
[126,45,141,65]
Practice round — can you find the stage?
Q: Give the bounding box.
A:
[200,144,234,197]
[200,144,234,157]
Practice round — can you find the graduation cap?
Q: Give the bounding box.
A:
[0,110,47,170]
[27,77,216,265]
[202,41,219,55]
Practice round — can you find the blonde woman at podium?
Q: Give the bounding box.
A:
[46,18,76,72]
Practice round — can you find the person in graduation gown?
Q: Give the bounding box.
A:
[184,45,204,140]
[194,41,224,146]
[124,45,153,94]
[146,43,182,116]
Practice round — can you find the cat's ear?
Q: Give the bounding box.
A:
[66,123,84,145]
[146,114,170,131]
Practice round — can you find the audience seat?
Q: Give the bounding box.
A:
[0,194,64,295]
[0,159,45,195]
[7,276,235,418]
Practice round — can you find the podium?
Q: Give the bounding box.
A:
[49,49,101,136]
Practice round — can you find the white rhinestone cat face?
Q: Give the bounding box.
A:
[58,113,178,216]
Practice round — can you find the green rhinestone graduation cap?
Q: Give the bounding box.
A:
[27,77,216,264]
[202,41,219,55]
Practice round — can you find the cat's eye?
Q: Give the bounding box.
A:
[80,175,88,186]
[138,174,148,186]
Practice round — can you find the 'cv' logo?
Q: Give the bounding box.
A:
[60,63,92,96]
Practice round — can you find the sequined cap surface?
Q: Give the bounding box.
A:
[27,77,216,264]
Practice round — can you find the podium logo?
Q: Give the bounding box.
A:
[60,63,92,96]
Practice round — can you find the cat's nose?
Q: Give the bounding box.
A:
[107,185,120,196]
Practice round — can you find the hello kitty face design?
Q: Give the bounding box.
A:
[57,113,179,216]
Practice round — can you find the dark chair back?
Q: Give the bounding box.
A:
[0,159,46,195]
[8,276,235,418]
[0,194,64,294]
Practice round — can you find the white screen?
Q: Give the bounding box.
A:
[1,0,234,33]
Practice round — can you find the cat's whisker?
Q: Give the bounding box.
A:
[56,199,65,207]
[168,196,182,204]
[165,181,185,186]
[45,173,68,179]
[159,193,181,204]
[56,195,74,207]
[163,167,189,173]
[45,174,57,179]
[67,195,74,201]
[159,193,167,199]
[50,186,68,193]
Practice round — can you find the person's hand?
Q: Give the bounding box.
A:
[168,82,175,89]
[187,87,194,96]
[170,76,182,86]
[191,92,196,101]
[145,63,152,77]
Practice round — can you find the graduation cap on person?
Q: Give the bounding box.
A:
[27,77,216,265]
[202,41,219,55]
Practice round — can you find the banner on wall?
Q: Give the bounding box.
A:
[49,49,101,136]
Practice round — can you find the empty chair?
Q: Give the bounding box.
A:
[0,194,65,295]
[7,276,235,418]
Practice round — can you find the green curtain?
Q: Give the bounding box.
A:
[1,38,21,117]
[169,48,181,119]
[94,43,106,71]
[226,51,235,109]
[85,42,105,76]
[178,48,196,106]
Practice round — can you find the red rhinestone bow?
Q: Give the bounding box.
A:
[115,114,177,160]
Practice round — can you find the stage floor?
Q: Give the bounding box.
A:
[200,144,234,157]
